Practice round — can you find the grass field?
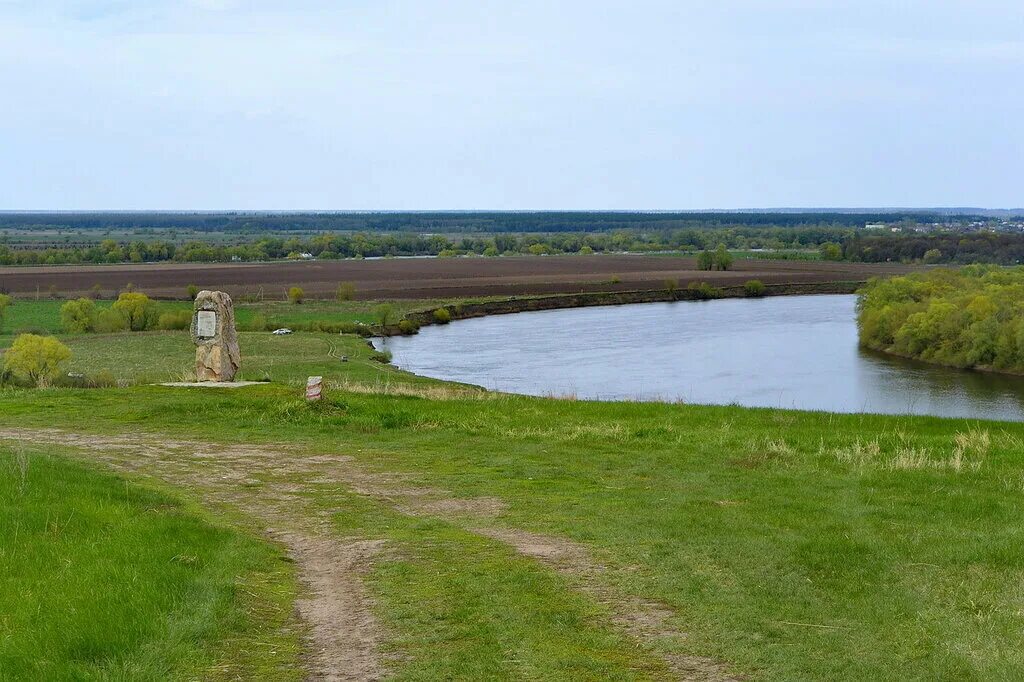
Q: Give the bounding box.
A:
[0,442,299,680]
[2,300,1024,679]
[0,297,439,337]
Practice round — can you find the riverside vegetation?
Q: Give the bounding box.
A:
[858,265,1024,372]
[2,291,1024,679]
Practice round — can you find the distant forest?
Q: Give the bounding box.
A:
[0,210,992,234]
[1,212,1023,266]
[0,227,851,265]
[848,233,1024,265]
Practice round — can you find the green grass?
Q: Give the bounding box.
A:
[0,298,450,349]
[0,443,300,680]
[2,377,1024,679]
[4,306,1024,678]
[54,330,427,385]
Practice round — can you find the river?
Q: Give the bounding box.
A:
[375,294,1024,421]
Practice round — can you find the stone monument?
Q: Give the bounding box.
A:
[191,290,240,382]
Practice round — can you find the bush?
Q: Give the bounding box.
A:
[336,282,356,301]
[112,292,157,331]
[3,334,72,387]
[0,293,11,333]
[157,310,191,331]
[398,319,419,335]
[819,242,843,261]
[374,303,397,330]
[288,286,305,304]
[186,284,200,300]
[687,281,722,300]
[60,298,98,333]
[923,248,943,264]
[743,280,767,297]
[90,284,103,299]
[664,279,679,298]
[94,309,129,333]
[433,308,452,324]
[370,349,392,363]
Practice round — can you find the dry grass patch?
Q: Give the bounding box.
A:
[830,429,991,473]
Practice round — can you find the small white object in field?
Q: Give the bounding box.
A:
[306,376,323,401]
[272,328,293,335]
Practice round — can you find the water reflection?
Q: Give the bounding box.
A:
[377,295,1024,421]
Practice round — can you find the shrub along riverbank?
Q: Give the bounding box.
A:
[857,266,1024,372]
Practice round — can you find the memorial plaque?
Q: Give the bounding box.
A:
[191,291,240,382]
[196,310,217,338]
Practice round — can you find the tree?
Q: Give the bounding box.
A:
[697,244,733,271]
[112,292,156,331]
[3,334,72,387]
[922,248,943,264]
[336,282,356,301]
[60,298,98,333]
[288,286,305,304]
[0,293,10,332]
[819,242,843,261]
[374,303,397,330]
[714,243,734,271]
[186,284,200,300]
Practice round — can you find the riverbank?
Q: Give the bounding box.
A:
[403,279,865,330]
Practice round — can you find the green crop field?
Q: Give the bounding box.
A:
[2,299,1024,680]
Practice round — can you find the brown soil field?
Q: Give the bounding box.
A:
[0,255,920,300]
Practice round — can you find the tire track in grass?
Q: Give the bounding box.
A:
[0,427,739,681]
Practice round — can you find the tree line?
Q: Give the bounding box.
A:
[0,211,982,234]
[0,227,853,265]
[857,266,1024,372]
[846,233,1024,265]
[5,226,1024,267]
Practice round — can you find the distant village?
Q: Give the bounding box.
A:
[864,218,1024,234]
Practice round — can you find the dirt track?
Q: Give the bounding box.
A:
[0,425,738,680]
[0,255,918,300]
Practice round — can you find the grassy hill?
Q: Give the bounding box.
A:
[2,299,1024,679]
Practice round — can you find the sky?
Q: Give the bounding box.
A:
[0,1,1022,210]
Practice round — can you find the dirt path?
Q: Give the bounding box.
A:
[0,428,387,681]
[0,427,737,681]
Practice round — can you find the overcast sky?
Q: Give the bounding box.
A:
[1,1,1022,210]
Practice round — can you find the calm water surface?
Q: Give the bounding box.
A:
[377,295,1024,421]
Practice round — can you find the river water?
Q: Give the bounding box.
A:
[376,294,1024,421]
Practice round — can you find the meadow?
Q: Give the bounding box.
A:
[2,297,1024,680]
